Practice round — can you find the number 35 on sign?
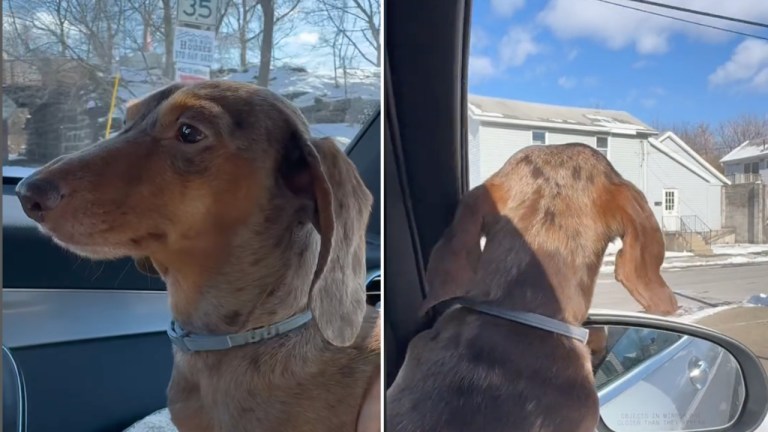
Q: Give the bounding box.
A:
[177,0,219,28]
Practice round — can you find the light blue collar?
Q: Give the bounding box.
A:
[439,298,590,344]
[167,310,313,353]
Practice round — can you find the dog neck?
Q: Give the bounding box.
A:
[156,216,319,336]
[474,232,602,326]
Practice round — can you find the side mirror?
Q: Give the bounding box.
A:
[586,312,768,432]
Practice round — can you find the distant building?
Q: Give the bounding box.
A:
[721,137,768,184]
[467,95,729,241]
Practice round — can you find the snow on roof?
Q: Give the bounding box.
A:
[468,94,655,134]
[720,137,768,163]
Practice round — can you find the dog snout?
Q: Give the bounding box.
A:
[16,176,64,222]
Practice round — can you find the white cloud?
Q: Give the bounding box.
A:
[498,27,541,67]
[286,32,320,45]
[709,40,768,92]
[491,0,526,17]
[469,55,498,79]
[567,48,579,61]
[557,75,598,89]
[538,0,768,55]
[558,76,577,88]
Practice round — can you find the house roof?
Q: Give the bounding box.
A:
[657,131,730,185]
[468,94,656,135]
[720,137,768,163]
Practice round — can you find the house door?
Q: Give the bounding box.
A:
[662,189,679,232]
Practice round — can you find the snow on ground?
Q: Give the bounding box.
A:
[224,65,380,108]
[600,254,768,274]
[309,123,361,147]
[675,304,742,323]
[108,64,379,150]
[711,244,768,255]
[601,238,768,273]
[116,64,380,111]
[604,238,692,259]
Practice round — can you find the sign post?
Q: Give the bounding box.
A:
[175,0,219,83]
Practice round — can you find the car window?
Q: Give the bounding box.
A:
[2,0,380,178]
[466,2,767,370]
[595,327,684,390]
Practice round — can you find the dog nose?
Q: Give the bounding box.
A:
[15,176,63,222]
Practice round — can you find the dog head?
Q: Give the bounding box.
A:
[16,80,371,346]
[420,143,677,319]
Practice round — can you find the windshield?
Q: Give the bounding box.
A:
[2,0,381,179]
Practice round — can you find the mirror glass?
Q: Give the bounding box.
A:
[588,325,746,432]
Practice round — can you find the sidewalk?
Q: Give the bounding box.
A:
[601,242,768,274]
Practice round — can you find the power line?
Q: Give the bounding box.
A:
[624,0,768,30]
[594,0,768,42]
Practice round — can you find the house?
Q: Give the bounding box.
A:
[720,138,768,244]
[720,137,768,184]
[467,95,729,250]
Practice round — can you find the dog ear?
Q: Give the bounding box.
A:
[134,256,160,277]
[281,133,371,346]
[420,187,491,315]
[612,182,678,316]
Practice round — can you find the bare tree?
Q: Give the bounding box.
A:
[717,114,768,153]
[314,0,380,67]
[124,0,162,54]
[257,0,275,86]
[162,0,176,78]
[656,121,724,172]
[5,0,73,57]
[66,0,127,71]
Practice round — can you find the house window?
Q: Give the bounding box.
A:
[596,136,609,158]
[744,162,759,174]
[532,131,546,145]
[664,190,677,212]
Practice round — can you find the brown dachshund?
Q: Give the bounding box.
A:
[15,81,380,432]
[386,143,678,432]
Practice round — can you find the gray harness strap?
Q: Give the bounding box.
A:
[441,298,590,344]
[167,310,313,353]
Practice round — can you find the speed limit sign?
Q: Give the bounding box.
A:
[177,0,219,28]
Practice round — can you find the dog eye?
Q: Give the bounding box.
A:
[177,124,206,144]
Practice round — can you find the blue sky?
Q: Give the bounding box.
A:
[468,0,768,125]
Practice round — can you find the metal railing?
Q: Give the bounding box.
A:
[727,173,763,184]
[680,215,712,242]
[662,215,712,252]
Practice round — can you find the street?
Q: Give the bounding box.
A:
[593,262,768,312]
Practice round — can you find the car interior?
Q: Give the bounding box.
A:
[383,2,768,431]
[383,0,471,388]
[2,110,381,432]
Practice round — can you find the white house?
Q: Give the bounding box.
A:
[720,137,768,184]
[467,95,729,235]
